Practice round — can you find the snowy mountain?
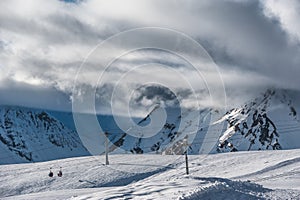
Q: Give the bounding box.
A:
[102,89,300,155]
[0,89,299,165]
[105,106,209,155]
[0,106,90,164]
[214,89,300,153]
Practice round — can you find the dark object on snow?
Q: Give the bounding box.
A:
[228,142,238,152]
[48,168,53,177]
[272,139,282,150]
[230,147,238,152]
[57,167,62,177]
[48,171,53,177]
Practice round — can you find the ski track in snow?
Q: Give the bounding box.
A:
[1,150,300,199]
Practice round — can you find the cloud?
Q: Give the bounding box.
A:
[0,78,72,111]
[0,0,300,116]
[261,0,300,43]
[133,85,178,106]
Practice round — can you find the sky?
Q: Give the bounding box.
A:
[0,0,300,116]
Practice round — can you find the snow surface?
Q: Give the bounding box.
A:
[1,149,300,199]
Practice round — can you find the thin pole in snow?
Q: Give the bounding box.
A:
[184,136,189,175]
[105,132,109,165]
[185,150,189,175]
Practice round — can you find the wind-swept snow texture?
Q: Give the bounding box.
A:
[1,149,300,199]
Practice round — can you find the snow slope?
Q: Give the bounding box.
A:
[214,89,300,153]
[1,149,300,199]
[110,107,212,155]
[0,106,90,164]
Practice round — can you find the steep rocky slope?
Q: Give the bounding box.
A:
[0,107,89,164]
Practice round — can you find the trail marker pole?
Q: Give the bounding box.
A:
[184,136,189,175]
[185,150,189,175]
[105,132,109,165]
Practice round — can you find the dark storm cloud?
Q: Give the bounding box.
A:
[132,85,202,108]
[135,85,177,103]
[184,0,300,88]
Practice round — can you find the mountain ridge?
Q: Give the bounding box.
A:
[0,106,90,164]
[0,89,299,164]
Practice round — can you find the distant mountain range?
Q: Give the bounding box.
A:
[0,89,299,164]
[101,89,300,155]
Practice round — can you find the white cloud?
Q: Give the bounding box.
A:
[0,0,300,116]
[261,0,300,43]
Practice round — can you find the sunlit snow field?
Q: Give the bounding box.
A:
[1,149,300,199]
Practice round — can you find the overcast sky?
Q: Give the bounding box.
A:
[0,0,300,116]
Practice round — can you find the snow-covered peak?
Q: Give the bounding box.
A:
[215,89,300,152]
[0,106,89,164]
